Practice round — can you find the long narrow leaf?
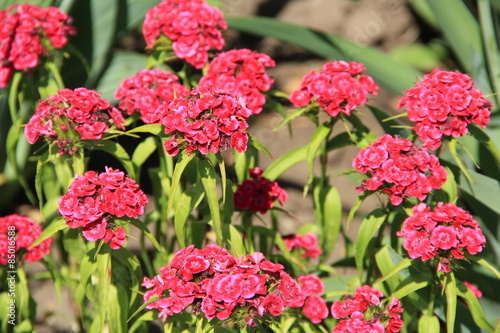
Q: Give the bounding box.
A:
[199,159,224,245]
[355,209,387,280]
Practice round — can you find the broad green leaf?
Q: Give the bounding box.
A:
[392,274,429,299]
[30,218,67,247]
[127,124,163,135]
[319,185,342,262]
[248,133,272,158]
[367,105,410,138]
[263,146,306,181]
[468,125,500,164]
[457,281,495,331]
[425,0,491,93]
[374,248,412,285]
[84,140,136,179]
[390,43,446,71]
[96,247,112,332]
[440,166,457,204]
[445,272,458,333]
[306,123,332,176]
[174,183,205,248]
[95,51,150,102]
[355,208,387,280]
[470,257,500,279]
[166,151,195,218]
[346,194,367,230]
[233,147,258,184]
[132,136,157,174]
[199,159,224,245]
[225,224,245,258]
[226,16,422,95]
[418,314,440,333]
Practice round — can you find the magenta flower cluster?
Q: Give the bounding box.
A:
[298,275,329,323]
[0,214,52,265]
[398,68,492,150]
[114,69,188,124]
[331,285,404,333]
[161,87,251,156]
[233,167,288,214]
[142,245,306,326]
[58,167,148,249]
[353,134,447,205]
[0,4,76,87]
[25,88,125,155]
[283,233,322,260]
[396,202,486,273]
[289,60,379,117]
[199,49,276,115]
[142,0,226,69]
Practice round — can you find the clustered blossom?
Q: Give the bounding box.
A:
[161,87,251,156]
[199,49,276,114]
[114,69,188,124]
[396,202,486,273]
[0,214,52,265]
[282,233,322,260]
[24,88,125,155]
[297,275,329,324]
[289,60,378,117]
[142,0,226,69]
[398,68,492,150]
[331,285,404,333]
[58,167,148,249]
[142,245,306,326]
[234,167,288,214]
[0,4,76,87]
[353,134,447,205]
[463,281,482,299]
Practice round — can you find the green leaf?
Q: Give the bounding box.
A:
[447,139,474,184]
[166,151,195,218]
[457,281,495,331]
[174,183,205,248]
[84,140,136,179]
[469,257,500,279]
[454,166,500,216]
[418,314,441,333]
[132,136,157,174]
[226,16,422,95]
[263,146,306,181]
[468,125,500,164]
[274,106,310,131]
[224,224,245,258]
[355,208,387,280]
[127,124,163,135]
[319,185,342,262]
[390,43,446,71]
[392,274,429,299]
[31,218,67,247]
[445,272,458,333]
[199,159,224,245]
[306,123,332,176]
[95,51,150,102]
[248,133,272,158]
[127,218,166,259]
[367,105,410,138]
[347,194,367,231]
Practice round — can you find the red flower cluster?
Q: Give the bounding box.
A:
[234,167,288,214]
[398,68,492,150]
[25,88,125,155]
[114,69,188,124]
[283,233,322,259]
[331,285,404,333]
[0,4,76,87]
[353,134,447,205]
[199,49,276,114]
[289,60,378,117]
[161,87,251,155]
[142,245,306,326]
[142,0,226,69]
[396,203,486,273]
[298,275,329,324]
[0,214,52,265]
[58,167,148,249]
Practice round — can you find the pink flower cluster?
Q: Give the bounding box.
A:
[114,69,188,124]
[353,134,447,205]
[25,88,125,155]
[396,203,486,273]
[0,214,52,265]
[0,4,76,87]
[58,167,148,249]
[142,0,226,69]
[298,275,329,323]
[289,60,378,117]
[331,285,404,333]
[283,233,322,259]
[161,87,251,155]
[463,281,482,299]
[142,245,306,326]
[398,68,492,150]
[234,167,288,214]
[199,49,276,114]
